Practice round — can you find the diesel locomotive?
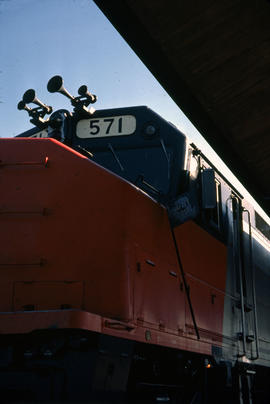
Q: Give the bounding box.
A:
[0,76,270,403]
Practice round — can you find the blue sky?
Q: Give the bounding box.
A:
[0,0,226,159]
[0,0,196,138]
[0,0,269,219]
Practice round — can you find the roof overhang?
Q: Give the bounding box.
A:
[94,0,270,214]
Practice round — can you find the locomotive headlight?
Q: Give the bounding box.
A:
[144,124,156,136]
[142,122,159,138]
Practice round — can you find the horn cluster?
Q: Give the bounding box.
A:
[47,75,97,113]
[18,75,97,127]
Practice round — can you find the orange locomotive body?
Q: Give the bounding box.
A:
[0,138,226,351]
[2,88,270,402]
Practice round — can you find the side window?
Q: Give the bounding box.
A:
[255,211,270,240]
[201,167,222,231]
[208,179,222,229]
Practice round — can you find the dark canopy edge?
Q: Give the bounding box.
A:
[94,0,269,214]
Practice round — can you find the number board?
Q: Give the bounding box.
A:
[76,115,136,138]
[29,129,49,138]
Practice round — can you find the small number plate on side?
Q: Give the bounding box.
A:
[29,130,49,138]
[76,115,136,138]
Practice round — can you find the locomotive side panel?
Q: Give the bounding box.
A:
[0,138,133,320]
[174,221,227,342]
[0,137,186,338]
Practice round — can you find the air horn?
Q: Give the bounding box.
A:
[17,100,32,113]
[22,89,52,114]
[78,84,97,103]
[47,75,74,102]
[18,89,53,128]
[47,75,97,115]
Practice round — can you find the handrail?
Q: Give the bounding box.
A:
[234,197,248,356]
[0,156,49,168]
[243,208,259,360]
[226,196,247,356]
[170,223,200,340]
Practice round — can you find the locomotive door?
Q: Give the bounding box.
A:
[231,194,259,361]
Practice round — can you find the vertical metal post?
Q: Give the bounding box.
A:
[232,197,247,356]
[170,226,200,340]
[242,209,259,360]
[239,374,244,404]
